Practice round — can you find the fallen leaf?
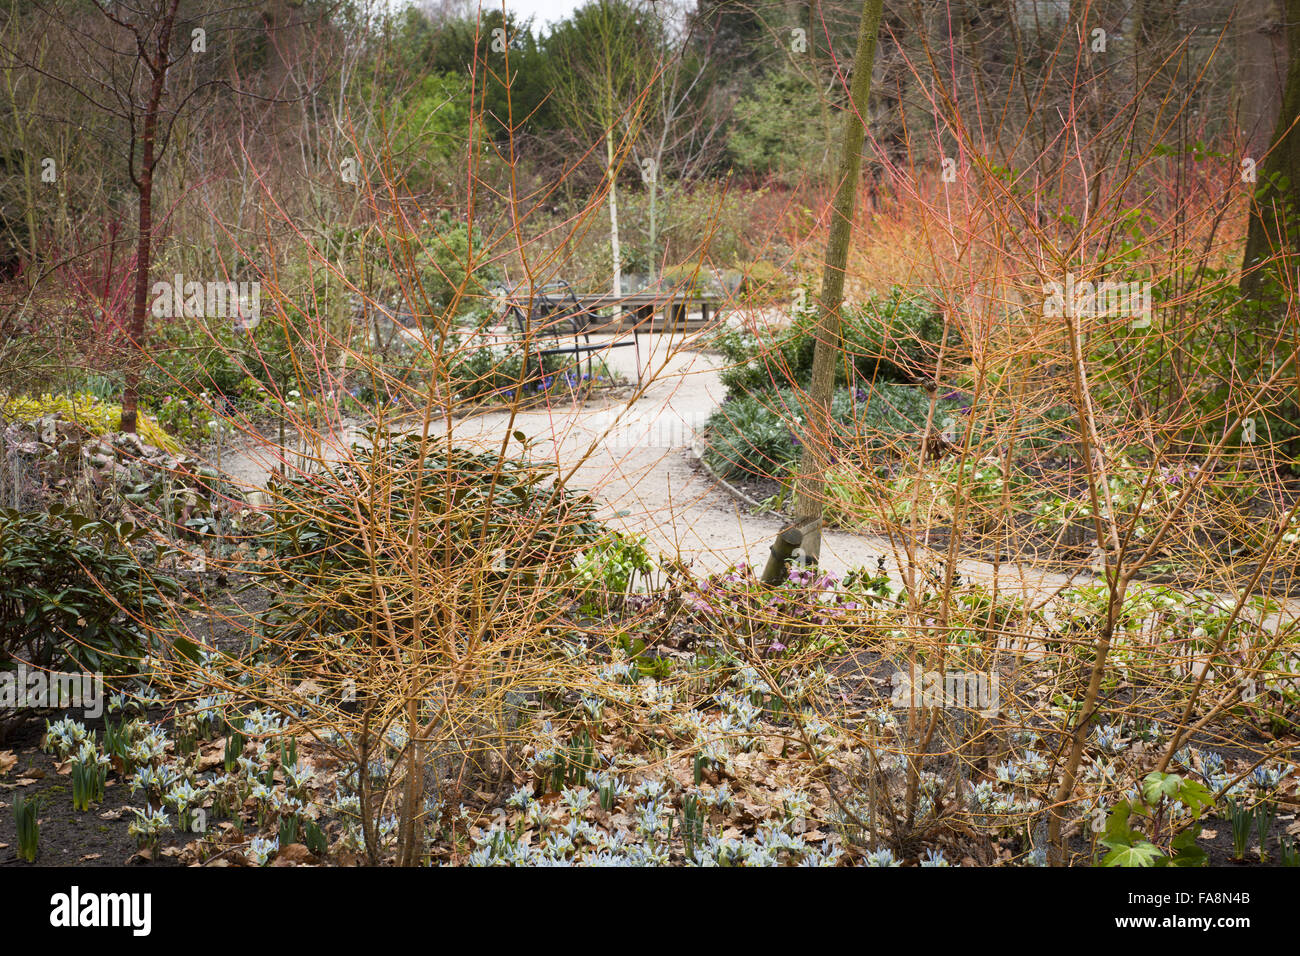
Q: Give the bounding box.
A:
[273,843,315,865]
[79,853,102,862]
[98,809,124,820]
[0,751,16,775]
[1200,828,1218,839]
[15,777,37,787]
[196,753,223,772]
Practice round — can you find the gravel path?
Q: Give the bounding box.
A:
[218,331,1093,603]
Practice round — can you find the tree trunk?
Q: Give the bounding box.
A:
[1242,0,1300,303]
[120,3,179,434]
[785,0,886,564]
[607,133,622,297]
[1237,0,1287,160]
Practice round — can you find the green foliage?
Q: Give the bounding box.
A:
[573,530,653,611]
[658,263,708,297]
[618,185,762,274]
[542,0,664,132]
[1254,800,1276,862]
[1089,271,1300,453]
[703,384,945,482]
[144,317,256,401]
[1281,834,1300,866]
[355,322,615,406]
[1099,772,1213,867]
[733,260,790,302]
[13,792,39,863]
[1,392,177,451]
[1225,797,1254,861]
[535,730,598,792]
[702,389,802,482]
[371,211,500,317]
[383,72,473,190]
[396,8,557,140]
[224,725,246,774]
[71,743,108,811]
[682,791,706,861]
[0,506,179,673]
[729,69,836,184]
[713,286,951,397]
[1031,453,1181,541]
[303,818,329,857]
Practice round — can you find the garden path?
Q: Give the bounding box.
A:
[221,331,1091,605]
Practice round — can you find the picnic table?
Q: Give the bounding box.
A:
[497,281,724,387]
[499,281,639,386]
[580,288,722,333]
[352,282,725,390]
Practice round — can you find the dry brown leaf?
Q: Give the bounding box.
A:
[274,843,315,865]
[0,751,16,775]
[196,753,223,772]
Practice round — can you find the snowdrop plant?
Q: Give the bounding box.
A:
[127,807,172,849]
[590,772,628,811]
[42,718,90,760]
[164,779,204,832]
[862,847,900,867]
[1092,724,1126,756]
[560,786,595,815]
[129,764,168,799]
[246,835,279,866]
[505,785,535,812]
[71,742,110,811]
[1250,765,1285,790]
[283,761,315,798]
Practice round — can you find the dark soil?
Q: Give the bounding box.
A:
[0,570,270,868]
[0,710,181,867]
